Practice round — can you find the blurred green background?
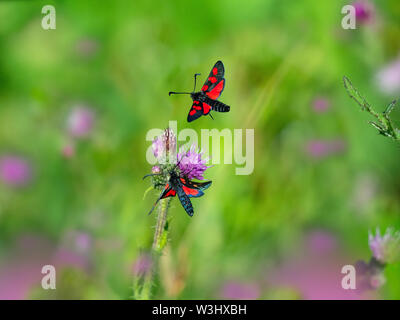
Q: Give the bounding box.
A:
[1,0,400,299]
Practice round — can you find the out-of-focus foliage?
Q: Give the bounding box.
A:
[0,0,400,299]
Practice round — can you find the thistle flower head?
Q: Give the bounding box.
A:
[146,130,211,193]
[368,228,400,264]
[152,128,177,163]
[177,145,211,180]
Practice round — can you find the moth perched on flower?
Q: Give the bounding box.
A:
[144,128,212,217]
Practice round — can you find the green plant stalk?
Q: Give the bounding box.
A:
[343,76,400,141]
[134,198,170,299]
[152,198,170,252]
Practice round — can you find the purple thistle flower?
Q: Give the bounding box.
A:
[177,145,211,180]
[0,155,32,187]
[67,106,95,138]
[369,228,400,264]
[152,128,177,163]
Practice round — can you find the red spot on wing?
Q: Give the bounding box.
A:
[182,185,199,196]
[162,184,176,198]
[203,103,211,114]
[206,79,225,99]
[202,85,209,91]
[165,189,176,197]
[209,76,217,84]
[212,67,218,75]
[189,109,196,116]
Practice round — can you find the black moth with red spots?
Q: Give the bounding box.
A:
[144,169,212,217]
[169,61,230,122]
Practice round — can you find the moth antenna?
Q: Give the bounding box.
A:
[169,91,191,96]
[142,173,161,180]
[193,73,201,92]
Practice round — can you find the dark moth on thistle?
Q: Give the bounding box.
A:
[169,61,231,122]
[144,129,212,217]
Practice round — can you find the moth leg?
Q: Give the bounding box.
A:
[147,187,170,215]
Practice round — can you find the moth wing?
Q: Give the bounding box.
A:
[201,61,226,100]
[187,100,205,122]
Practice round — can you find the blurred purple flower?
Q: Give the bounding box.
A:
[0,155,32,187]
[376,58,400,95]
[67,106,95,138]
[61,143,75,158]
[312,97,330,113]
[369,228,400,264]
[75,233,91,253]
[220,281,260,300]
[307,230,337,254]
[267,228,374,299]
[353,1,374,24]
[355,259,386,292]
[305,139,346,159]
[177,145,211,180]
[75,38,99,58]
[63,230,92,254]
[133,253,153,276]
[52,248,90,271]
[152,128,177,163]
[0,234,90,299]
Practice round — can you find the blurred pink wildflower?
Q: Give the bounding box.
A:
[67,106,95,138]
[369,228,400,264]
[220,281,260,300]
[0,155,32,187]
[305,139,346,159]
[312,97,330,113]
[376,58,400,96]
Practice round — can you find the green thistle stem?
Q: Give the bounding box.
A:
[152,198,170,252]
[134,198,171,300]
